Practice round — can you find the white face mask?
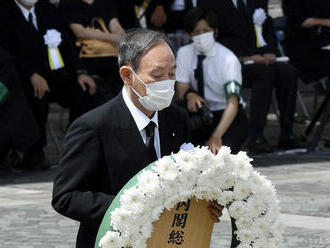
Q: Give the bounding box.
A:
[130,69,175,112]
[20,0,39,7]
[192,31,215,55]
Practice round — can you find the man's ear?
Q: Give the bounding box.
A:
[120,66,133,86]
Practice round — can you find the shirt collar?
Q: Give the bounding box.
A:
[14,0,36,21]
[122,87,159,132]
[194,43,217,57]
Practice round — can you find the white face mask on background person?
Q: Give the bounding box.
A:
[130,68,175,112]
[192,31,215,55]
[20,0,39,7]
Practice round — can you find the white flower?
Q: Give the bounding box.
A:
[110,208,132,232]
[99,231,122,248]
[233,180,252,201]
[137,170,160,193]
[236,229,256,244]
[252,218,272,236]
[43,29,62,48]
[153,156,179,181]
[99,145,282,248]
[253,8,267,26]
[217,190,234,206]
[236,217,253,229]
[120,186,144,211]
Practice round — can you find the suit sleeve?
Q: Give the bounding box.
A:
[52,119,114,227]
[282,0,309,27]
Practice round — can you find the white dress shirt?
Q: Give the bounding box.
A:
[171,0,185,11]
[232,0,247,8]
[122,87,161,159]
[176,42,244,111]
[14,0,39,30]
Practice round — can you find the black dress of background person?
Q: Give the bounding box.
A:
[145,0,194,32]
[0,47,40,172]
[199,0,299,153]
[0,0,96,169]
[52,29,189,248]
[283,0,330,82]
[59,0,124,98]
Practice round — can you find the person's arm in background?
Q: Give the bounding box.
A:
[69,17,124,45]
[282,0,330,29]
[175,47,205,113]
[59,0,124,45]
[206,55,241,154]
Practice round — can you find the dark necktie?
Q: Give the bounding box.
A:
[28,12,35,29]
[145,121,157,162]
[236,0,247,17]
[195,55,205,98]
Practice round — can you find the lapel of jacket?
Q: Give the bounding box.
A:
[112,93,153,168]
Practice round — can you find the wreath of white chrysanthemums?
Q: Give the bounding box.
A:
[99,144,283,248]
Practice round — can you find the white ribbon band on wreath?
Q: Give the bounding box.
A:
[98,145,283,248]
[253,8,268,48]
[43,29,65,70]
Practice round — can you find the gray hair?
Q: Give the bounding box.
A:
[118,28,175,71]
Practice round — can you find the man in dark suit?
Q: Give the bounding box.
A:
[0,0,97,169]
[0,47,40,175]
[52,29,223,248]
[283,0,330,82]
[199,0,300,153]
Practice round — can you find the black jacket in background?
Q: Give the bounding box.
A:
[0,0,80,83]
[283,0,330,49]
[199,0,278,57]
[52,93,189,247]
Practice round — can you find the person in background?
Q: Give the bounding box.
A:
[199,0,300,154]
[52,29,224,247]
[59,0,125,98]
[0,0,97,169]
[176,7,248,154]
[0,48,40,175]
[144,0,196,50]
[283,0,330,82]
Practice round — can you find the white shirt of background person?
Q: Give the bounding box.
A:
[176,42,244,111]
[171,0,198,11]
[232,0,247,8]
[14,0,39,30]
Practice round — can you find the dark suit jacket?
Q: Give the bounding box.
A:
[283,0,330,49]
[0,0,79,83]
[0,47,39,152]
[52,93,189,247]
[199,0,278,57]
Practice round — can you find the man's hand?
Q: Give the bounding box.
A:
[77,74,96,95]
[249,54,267,64]
[208,201,224,223]
[30,73,50,99]
[206,134,222,154]
[263,53,277,65]
[151,6,167,29]
[186,92,205,113]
